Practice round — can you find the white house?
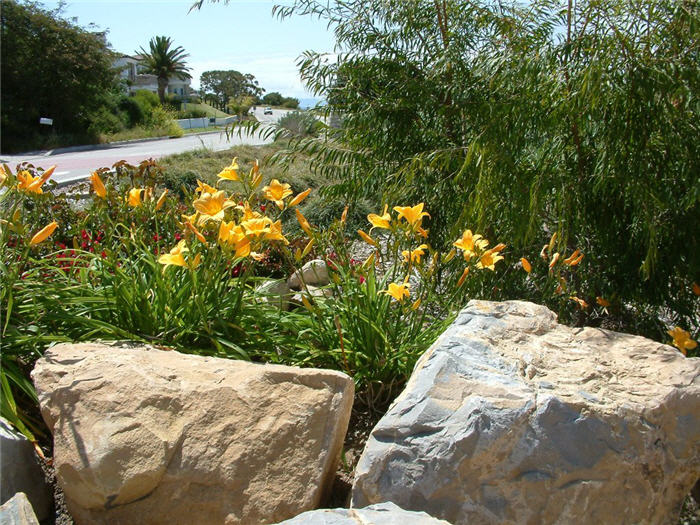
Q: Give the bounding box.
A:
[114,55,191,98]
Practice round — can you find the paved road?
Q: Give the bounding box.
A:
[1,108,292,185]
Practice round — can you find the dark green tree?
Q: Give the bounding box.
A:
[137,36,191,104]
[0,0,120,152]
[194,0,700,337]
[262,92,284,106]
[200,70,263,109]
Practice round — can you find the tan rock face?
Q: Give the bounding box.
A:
[32,342,354,525]
[352,300,700,525]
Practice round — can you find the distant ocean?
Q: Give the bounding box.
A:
[298,97,326,109]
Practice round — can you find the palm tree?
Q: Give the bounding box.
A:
[137,36,191,104]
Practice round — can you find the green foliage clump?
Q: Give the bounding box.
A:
[0,0,121,152]
[270,0,700,340]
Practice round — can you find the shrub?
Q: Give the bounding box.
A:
[118,96,145,127]
[278,110,321,137]
[87,106,125,135]
[178,108,207,119]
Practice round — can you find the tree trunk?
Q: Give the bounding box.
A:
[157,76,168,105]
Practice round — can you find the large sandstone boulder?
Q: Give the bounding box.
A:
[276,502,451,524]
[352,300,700,525]
[0,418,52,521]
[32,342,354,525]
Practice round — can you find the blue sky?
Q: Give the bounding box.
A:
[41,0,335,98]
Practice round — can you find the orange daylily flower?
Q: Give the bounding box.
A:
[89,172,107,198]
[263,179,293,209]
[218,222,251,258]
[667,326,697,356]
[217,158,240,181]
[196,180,217,194]
[521,257,532,273]
[264,220,289,244]
[693,282,700,296]
[185,221,207,244]
[457,267,470,287]
[158,240,189,268]
[241,217,273,238]
[454,230,488,260]
[383,282,410,302]
[393,203,429,227]
[193,190,235,223]
[357,229,377,247]
[289,188,311,207]
[17,171,44,194]
[127,188,144,207]
[155,189,168,211]
[477,248,504,271]
[402,244,428,264]
[570,296,589,309]
[564,249,584,266]
[295,208,312,235]
[368,205,391,230]
[596,296,610,308]
[30,221,58,245]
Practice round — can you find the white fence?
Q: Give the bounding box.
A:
[176,116,238,130]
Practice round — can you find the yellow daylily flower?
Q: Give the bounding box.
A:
[368,205,391,230]
[0,170,6,186]
[181,211,199,228]
[217,157,240,181]
[17,171,44,194]
[251,159,260,177]
[667,326,697,356]
[241,217,272,238]
[89,172,107,198]
[383,282,410,302]
[289,188,311,207]
[155,189,168,211]
[30,221,58,245]
[127,188,144,207]
[341,205,349,224]
[295,208,312,235]
[193,190,235,223]
[402,244,428,264]
[25,165,55,193]
[158,240,189,268]
[357,229,377,247]
[196,180,217,194]
[477,248,504,271]
[394,203,430,227]
[218,222,251,258]
[521,257,532,273]
[239,201,263,222]
[454,230,488,260]
[264,220,289,244]
[263,179,293,209]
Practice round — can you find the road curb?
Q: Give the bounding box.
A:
[9,129,228,159]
